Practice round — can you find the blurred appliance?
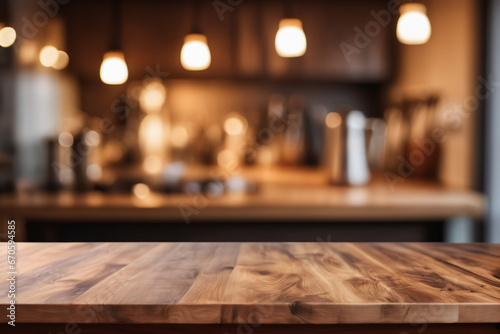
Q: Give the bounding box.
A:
[304,105,329,165]
[383,95,441,180]
[365,118,386,172]
[383,108,408,172]
[45,138,60,191]
[281,94,306,165]
[324,108,370,186]
[405,96,441,179]
[255,94,285,166]
[72,132,89,192]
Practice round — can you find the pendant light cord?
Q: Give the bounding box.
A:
[284,0,293,18]
[111,0,123,50]
[191,0,202,34]
[0,0,11,23]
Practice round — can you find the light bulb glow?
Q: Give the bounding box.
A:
[138,114,164,156]
[132,183,150,199]
[58,132,74,147]
[171,125,189,148]
[53,50,69,70]
[86,164,102,181]
[100,51,128,85]
[224,115,247,136]
[39,45,59,67]
[275,18,307,57]
[143,155,162,174]
[217,149,238,169]
[84,130,101,147]
[397,3,431,45]
[325,112,342,129]
[140,80,166,113]
[180,34,211,71]
[0,26,16,48]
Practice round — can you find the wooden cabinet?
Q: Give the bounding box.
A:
[234,0,392,81]
[65,0,393,82]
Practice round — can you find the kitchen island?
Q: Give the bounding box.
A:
[0,242,499,333]
[0,168,486,242]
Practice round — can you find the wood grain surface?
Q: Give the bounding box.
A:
[1,323,499,334]
[0,242,498,324]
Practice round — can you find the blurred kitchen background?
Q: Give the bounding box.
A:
[0,0,499,243]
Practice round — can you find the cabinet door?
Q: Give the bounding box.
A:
[235,0,393,81]
[66,0,392,82]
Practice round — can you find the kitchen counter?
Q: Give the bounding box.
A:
[0,168,486,242]
[0,242,499,333]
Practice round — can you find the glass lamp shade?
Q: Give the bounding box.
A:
[100,51,129,85]
[0,25,16,48]
[275,18,307,57]
[397,3,431,45]
[180,34,211,71]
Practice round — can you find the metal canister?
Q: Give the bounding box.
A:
[324,109,370,186]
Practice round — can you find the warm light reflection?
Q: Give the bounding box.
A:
[59,170,74,186]
[143,155,163,174]
[132,183,150,199]
[224,116,247,136]
[84,130,101,147]
[86,164,102,181]
[217,149,238,169]
[275,18,307,57]
[397,3,431,45]
[180,34,211,71]
[39,45,59,67]
[100,51,128,85]
[0,26,16,48]
[58,132,74,148]
[19,41,37,65]
[325,112,342,128]
[140,81,166,113]
[53,50,69,70]
[138,114,164,156]
[171,125,189,148]
[103,140,124,163]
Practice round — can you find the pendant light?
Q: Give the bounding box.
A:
[181,0,211,71]
[0,2,16,48]
[0,24,16,48]
[396,2,431,45]
[275,2,307,58]
[100,0,128,85]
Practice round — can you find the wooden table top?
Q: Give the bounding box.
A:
[0,242,498,324]
[0,169,485,222]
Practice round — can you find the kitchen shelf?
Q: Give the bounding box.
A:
[0,168,486,242]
